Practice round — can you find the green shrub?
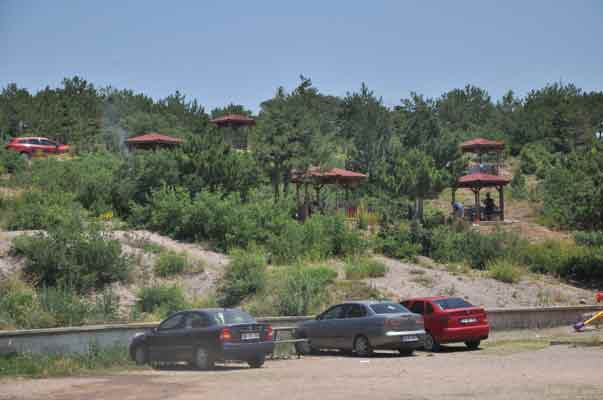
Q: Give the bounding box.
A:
[217,249,267,307]
[269,265,337,316]
[136,284,189,317]
[0,147,27,173]
[13,218,130,293]
[558,246,603,285]
[487,259,523,283]
[344,257,387,280]
[6,189,87,230]
[154,251,201,277]
[379,222,422,260]
[519,143,554,178]
[574,231,603,247]
[510,170,528,200]
[0,346,134,378]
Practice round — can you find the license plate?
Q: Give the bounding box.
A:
[402,335,419,342]
[460,318,478,324]
[241,332,260,340]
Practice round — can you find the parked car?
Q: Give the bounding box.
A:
[5,136,70,158]
[129,308,274,369]
[401,296,489,351]
[293,301,425,357]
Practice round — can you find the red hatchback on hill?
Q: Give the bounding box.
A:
[5,137,70,158]
[401,296,489,351]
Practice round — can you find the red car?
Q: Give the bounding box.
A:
[5,137,70,158]
[401,296,489,351]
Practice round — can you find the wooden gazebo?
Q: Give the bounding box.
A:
[460,137,505,175]
[290,167,368,220]
[454,172,510,222]
[126,132,183,151]
[210,114,255,150]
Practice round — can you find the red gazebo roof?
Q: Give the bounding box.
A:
[210,114,255,126]
[460,138,505,152]
[456,172,510,188]
[126,133,184,145]
[291,167,368,184]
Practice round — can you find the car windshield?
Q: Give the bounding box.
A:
[210,310,255,325]
[370,303,409,314]
[434,298,474,310]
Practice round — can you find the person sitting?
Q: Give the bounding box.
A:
[483,193,495,220]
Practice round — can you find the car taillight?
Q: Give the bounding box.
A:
[219,327,232,342]
[265,325,273,341]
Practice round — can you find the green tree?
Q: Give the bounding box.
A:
[381,147,447,221]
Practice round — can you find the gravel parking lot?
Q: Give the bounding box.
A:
[1,333,602,400]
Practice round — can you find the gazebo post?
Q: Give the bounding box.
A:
[498,186,505,221]
[474,188,481,223]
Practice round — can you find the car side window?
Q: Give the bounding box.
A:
[27,139,40,145]
[40,139,54,146]
[345,304,367,318]
[425,302,434,315]
[322,305,345,320]
[158,314,184,331]
[410,301,425,315]
[185,313,211,329]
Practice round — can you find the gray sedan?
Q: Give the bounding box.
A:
[294,301,425,356]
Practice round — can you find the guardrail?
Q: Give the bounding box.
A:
[0,305,601,355]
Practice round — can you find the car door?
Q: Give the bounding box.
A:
[422,301,439,335]
[338,304,369,350]
[179,312,214,360]
[39,139,57,154]
[148,313,186,361]
[311,305,346,349]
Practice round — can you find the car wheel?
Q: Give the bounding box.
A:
[465,340,481,350]
[295,340,316,355]
[133,345,148,365]
[423,333,441,352]
[193,347,215,370]
[398,348,414,357]
[354,335,373,357]
[248,355,265,368]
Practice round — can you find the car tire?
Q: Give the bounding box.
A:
[193,347,215,370]
[465,340,481,350]
[248,355,265,369]
[295,340,316,356]
[133,345,148,365]
[423,333,441,352]
[398,348,414,357]
[353,335,373,357]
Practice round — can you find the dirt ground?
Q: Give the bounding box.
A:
[2,328,602,400]
[370,256,596,308]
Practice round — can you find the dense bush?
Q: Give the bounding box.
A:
[574,231,603,247]
[541,147,603,230]
[344,257,387,280]
[136,284,189,317]
[519,143,554,178]
[0,278,120,330]
[429,225,518,270]
[13,219,130,293]
[487,259,523,283]
[263,265,337,316]
[510,170,528,200]
[217,249,267,307]
[5,189,87,230]
[0,147,27,173]
[154,251,201,277]
[378,222,423,260]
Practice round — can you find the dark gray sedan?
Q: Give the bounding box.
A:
[293,301,426,356]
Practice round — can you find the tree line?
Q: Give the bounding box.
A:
[1,75,602,227]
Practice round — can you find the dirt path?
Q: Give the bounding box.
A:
[367,256,596,308]
[2,343,602,400]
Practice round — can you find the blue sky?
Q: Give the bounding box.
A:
[1,1,602,112]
